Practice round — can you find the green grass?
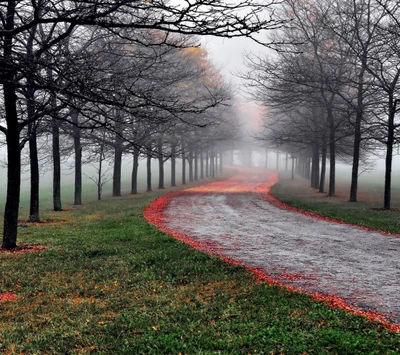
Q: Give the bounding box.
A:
[271,174,400,234]
[0,184,399,354]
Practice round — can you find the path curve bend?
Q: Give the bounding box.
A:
[145,167,400,330]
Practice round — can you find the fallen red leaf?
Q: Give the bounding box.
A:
[0,293,17,302]
[0,244,45,254]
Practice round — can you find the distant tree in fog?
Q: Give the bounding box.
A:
[243,0,399,208]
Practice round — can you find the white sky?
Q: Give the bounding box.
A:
[201,35,272,131]
[202,35,269,88]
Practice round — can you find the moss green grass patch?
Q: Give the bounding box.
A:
[271,174,400,234]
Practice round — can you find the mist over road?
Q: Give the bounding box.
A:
[152,167,400,326]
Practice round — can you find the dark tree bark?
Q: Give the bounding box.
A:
[26,25,40,222]
[2,1,20,249]
[52,116,62,211]
[188,150,194,182]
[131,147,139,194]
[319,140,327,193]
[147,147,152,192]
[171,143,176,187]
[158,139,165,189]
[311,144,320,189]
[3,94,20,249]
[97,142,105,200]
[46,63,62,211]
[349,67,365,202]
[182,138,186,185]
[327,106,336,196]
[384,96,397,210]
[112,127,123,197]
[28,121,40,222]
[72,110,82,205]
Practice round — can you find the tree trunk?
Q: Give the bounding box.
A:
[349,68,365,202]
[384,99,396,210]
[327,106,336,197]
[97,143,104,200]
[2,1,20,249]
[147,147,152,192]
[319,140,327,193]
[112,128,123,197]
[3,90,20,249]
[26,27,40,222]
[219,151,223,173]
[311,144,320,189]
[71,109,82,205]
[158,140,165,189]
[181,139,186,185]
[28,121,40,222]
[265,147,269,169]
[349,118,362,202]
[27,80,40,222]
[131,147,139,194]
[171,143,176,187]
[188,150,194,182]
[52,116,62,211]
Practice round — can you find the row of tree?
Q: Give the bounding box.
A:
[0,1,282,249]
[244,0,400,209]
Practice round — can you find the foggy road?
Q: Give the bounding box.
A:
[148,167,400,326]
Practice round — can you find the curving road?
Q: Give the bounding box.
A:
[152,167,400,326]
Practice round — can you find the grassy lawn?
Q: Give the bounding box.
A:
[271,172,400,234]
[0,173,399,354]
